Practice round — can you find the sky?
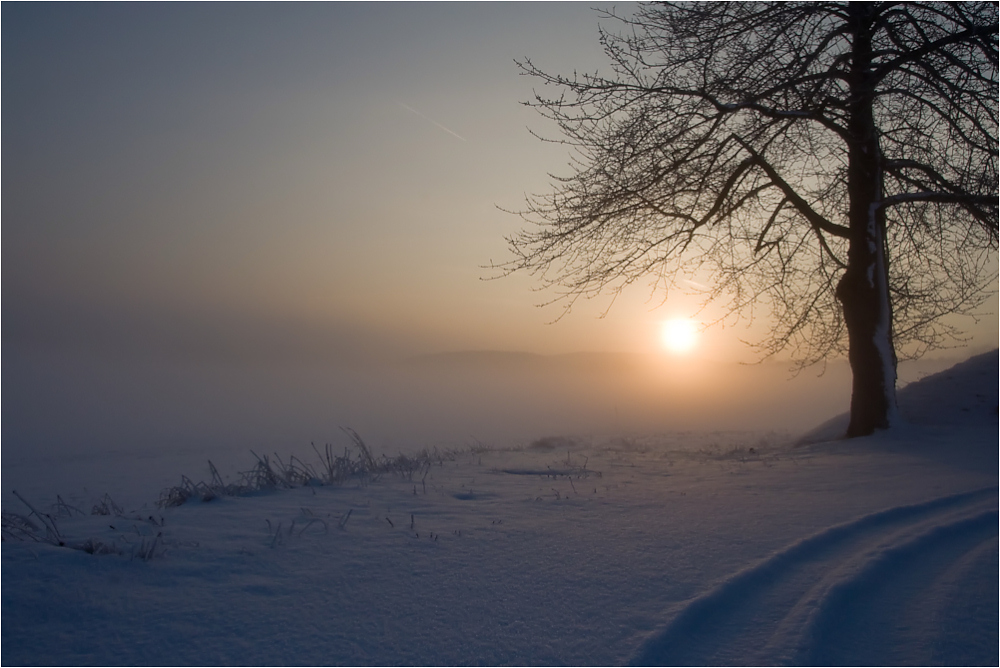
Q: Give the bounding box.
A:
[6,2,660,361]
[3,3,997,462]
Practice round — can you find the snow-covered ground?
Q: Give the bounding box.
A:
[3,352,997,666]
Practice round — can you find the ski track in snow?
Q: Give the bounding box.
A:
[631,486,999,666]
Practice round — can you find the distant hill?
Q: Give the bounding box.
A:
[403,350,651,374]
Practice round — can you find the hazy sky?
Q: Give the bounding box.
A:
[7,2,694,363]
[6,2,995,363]
[3,3,996,470]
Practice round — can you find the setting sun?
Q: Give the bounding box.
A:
[661,318,699,354]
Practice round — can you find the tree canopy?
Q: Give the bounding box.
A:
[504,2,998,435]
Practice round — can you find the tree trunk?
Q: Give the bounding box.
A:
[837,229,898,437]
[837,3,899,438]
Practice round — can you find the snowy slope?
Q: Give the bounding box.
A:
[2,352,997,666]
[799,349,998,446]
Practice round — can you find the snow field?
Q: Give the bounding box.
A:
[2,352,997,666]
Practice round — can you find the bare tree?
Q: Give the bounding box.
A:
[503,2,998,437]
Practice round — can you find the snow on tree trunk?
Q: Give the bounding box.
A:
[837,206,898,437]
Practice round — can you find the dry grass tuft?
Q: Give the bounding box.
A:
[3,490,163,559]
[157,428,447,508]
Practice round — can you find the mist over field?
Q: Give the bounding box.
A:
[3,302,972,509]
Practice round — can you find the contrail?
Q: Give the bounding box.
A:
[396,101,467,142]
[683,278,711,291]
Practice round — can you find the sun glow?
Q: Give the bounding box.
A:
[660,318,699,355]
